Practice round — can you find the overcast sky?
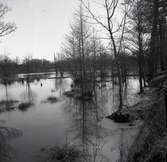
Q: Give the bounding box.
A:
[0,0,78,60]
[0,0,124,61]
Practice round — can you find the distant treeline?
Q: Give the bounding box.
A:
[0,54,138,77]
[64,54,138,75]
[0,56,51,75]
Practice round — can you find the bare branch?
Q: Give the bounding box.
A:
[0,4,16,38]
[81,0,109,31]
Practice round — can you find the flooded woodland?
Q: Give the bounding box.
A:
[0,0,167,162]
[0,72,141,162]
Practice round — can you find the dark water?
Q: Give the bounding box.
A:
[0,73,140,162]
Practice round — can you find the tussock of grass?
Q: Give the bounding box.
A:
[63,90,76,97]
[106,111,131,123]
[40,144,83,162]
[0,142,14,162]
[0,127,22,162]
[18,102,33,111]
[46,96,59,103]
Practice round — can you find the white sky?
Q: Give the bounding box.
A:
[0,0,78,60]
[0,0,124,61]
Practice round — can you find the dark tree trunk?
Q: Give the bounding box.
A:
[159,18,165,71]
[164,89,167,128]
[138,34,144,93]
[149,0,159,79]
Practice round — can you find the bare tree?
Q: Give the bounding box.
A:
[63,23,82,77]
[0,4,16,102]
[81,0,130,110]
[63,4,92,80]
[125,0,149,93]
[0,4,16,38]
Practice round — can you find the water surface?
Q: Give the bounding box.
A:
[0,74,140,162]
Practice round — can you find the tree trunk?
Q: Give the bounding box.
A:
[138,32,144,93]
[159,18,165,71]
[149,0,159,79]
[118,64,123,111]
[164,89,167,128]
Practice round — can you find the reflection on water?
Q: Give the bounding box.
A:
[65,77,140,162]
[0,74,139,162]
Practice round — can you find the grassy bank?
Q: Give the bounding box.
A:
[127,76,167,162]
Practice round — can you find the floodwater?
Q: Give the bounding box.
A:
[0,73,141,162]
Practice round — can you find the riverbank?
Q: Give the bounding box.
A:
[127,72,167,162]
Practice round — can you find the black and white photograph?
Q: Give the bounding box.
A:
[0,0,167,162]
